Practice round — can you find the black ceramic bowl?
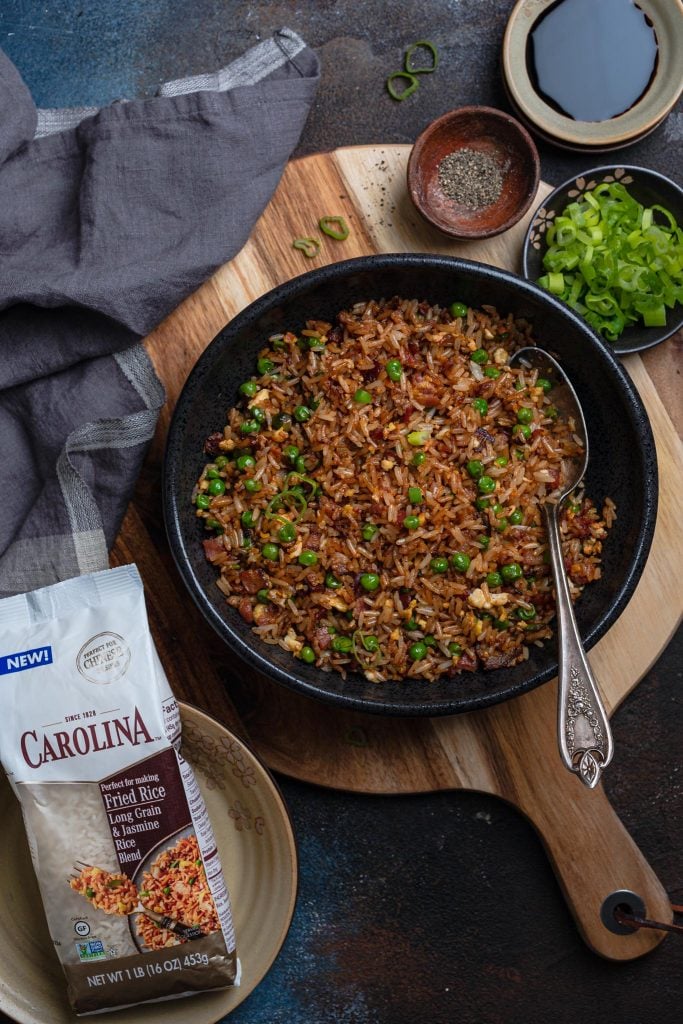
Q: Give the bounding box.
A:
[522,165,683,355]
[164,255,657,717]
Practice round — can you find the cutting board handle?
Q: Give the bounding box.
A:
[489,684,673,960]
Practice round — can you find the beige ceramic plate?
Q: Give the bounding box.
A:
[502,0,683,150]
[0,703,297,1024]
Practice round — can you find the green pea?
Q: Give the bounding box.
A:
[515,448,525,461]
[409,641,427,661]
[250,407,266,425]
[307,335,325,350]
[408,486,423,505]
[362,523,379,541]
[466,459,484,479]
[241,510,256,528]
[271,336,286,351]
[325,572,342,589]
[205,518,223,532]
[477,475,495,494]
[278,522,297,543]
[196,493,211,510]
[484,366,501,379]
[208,478,226,496]
[283,444,299,463]
[478,535,490,549]
[448,642,462,656]
[449,302,468,318]
[244,478,262,493]
[236,454,256,471]
[403,515,420,530]
[294,455,307,475]
[471,348,488,365]
[494,455,509,467]
[486,571,503,588]
[492,502,505,517]
[537,377,552,393]
[242,536,252,548]
[206,467,220,479]
[239,380,259,398]
[501,562,523,582]
[472,398,488,416]
[495,518,508,533]
[332,636,353,653]
[240,419,260,435]
[423,635,436,647]
[362,635,380,653]
[214,455,228,469]
[256,589,270,604]
[262,543,280,562]
[298,550,318,566]
[517,604,537,621]
[517,407,533,425]
[300,646,316,664]
[294,405,312,422]
[546,405,559,419]
[513,423,532,440]
[405,619,419,631]
[493,618,510,631]
[475,497,490,510]
[411,451,426,467]
[514,379,525,391]
[430,557,449,574]
[257,357,275,375]
[353,388,372,405]
[272,412,292,430]
[450,552,470,573]
[509,508,524,525]
[386,359,403,381]
[360,573,380,591]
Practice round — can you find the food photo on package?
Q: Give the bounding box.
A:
[0,564,239,1014]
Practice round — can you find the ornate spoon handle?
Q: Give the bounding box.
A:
[544,502,614,788]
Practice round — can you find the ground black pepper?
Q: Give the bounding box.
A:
[437,148,503,209]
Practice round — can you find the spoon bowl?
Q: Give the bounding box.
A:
[510,346,614,788]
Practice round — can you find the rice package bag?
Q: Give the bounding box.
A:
[0,564,238,1014]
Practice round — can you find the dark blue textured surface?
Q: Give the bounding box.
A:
[1,3,681,1023]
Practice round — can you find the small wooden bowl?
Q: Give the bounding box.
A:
[407,106,540,239]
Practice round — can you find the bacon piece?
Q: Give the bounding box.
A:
[312,623,332,650]
[327,324,343,345]
[203,537,225,563]
[237,598,254,623]
[239,569,269,594]
[203,432,223,456]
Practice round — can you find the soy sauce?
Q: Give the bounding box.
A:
[527,0,658,122]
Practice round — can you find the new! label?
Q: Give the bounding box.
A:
[0,646,53,675]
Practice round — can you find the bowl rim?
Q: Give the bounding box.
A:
[521,163,683,354]
[502,0,683,147]
[406,105,540,239]
[163,253,658,717]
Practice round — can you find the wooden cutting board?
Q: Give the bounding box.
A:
[117,145,683,962]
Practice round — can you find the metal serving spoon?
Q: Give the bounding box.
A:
[509,347,613,789]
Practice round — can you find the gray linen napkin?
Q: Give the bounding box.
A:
[0,29,319,595]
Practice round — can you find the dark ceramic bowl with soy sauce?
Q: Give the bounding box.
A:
[522,165,683,355]
[164,254,657,717]
[502,0,683,153]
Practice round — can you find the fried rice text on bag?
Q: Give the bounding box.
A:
[0,564,238,1014]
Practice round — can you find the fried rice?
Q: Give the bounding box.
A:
[136,834,219,950]
[70,866,138,915]
[194,297,614,682]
